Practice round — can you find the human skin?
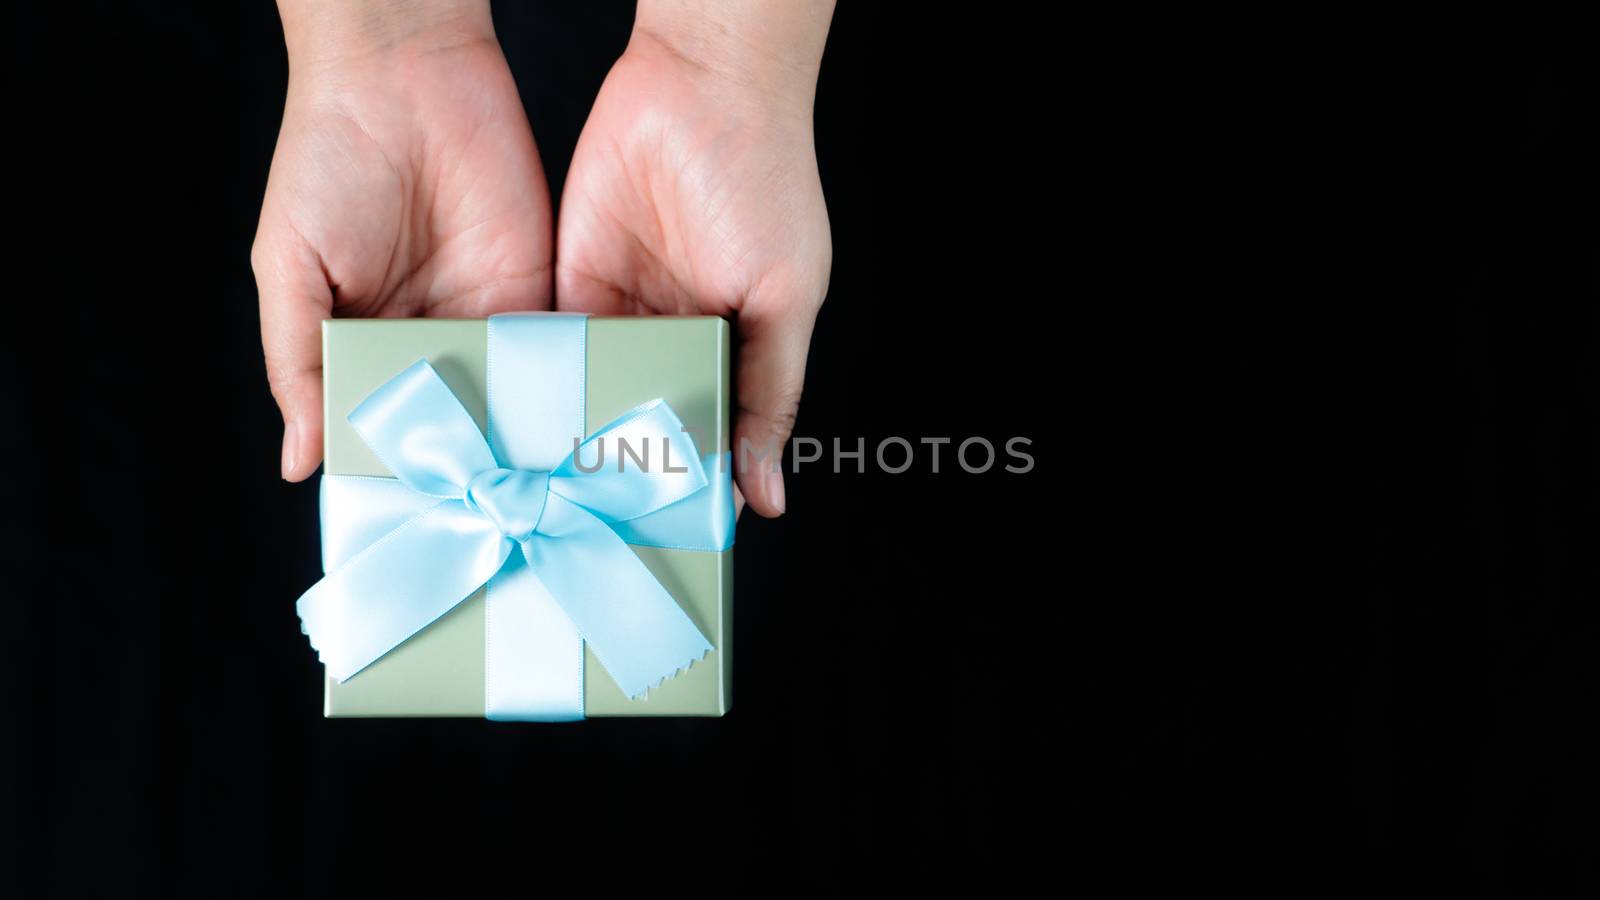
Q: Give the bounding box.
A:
[254,0,834,518]
[556,0,834,516]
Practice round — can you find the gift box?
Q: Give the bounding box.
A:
[304,314,733,719]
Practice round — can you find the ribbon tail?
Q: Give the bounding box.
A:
[484,555,585,722]
[523,494,714,699]
[298,500,512,682]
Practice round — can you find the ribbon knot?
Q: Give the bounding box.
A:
[464,468,549,541]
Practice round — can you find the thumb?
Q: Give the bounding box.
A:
[733,283,823,518]
[252,231,332,482]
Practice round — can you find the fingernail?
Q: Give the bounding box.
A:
[281,421,299,480]
[766,465,786,515]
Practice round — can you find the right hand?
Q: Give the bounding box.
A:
[253,1,553,481]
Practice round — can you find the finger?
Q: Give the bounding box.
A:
[554,257,637,316]
[425,211,555,316]
[733,285,822,518]
[253,231,333,482]
[551,147,637,315]
[432,270,555,318]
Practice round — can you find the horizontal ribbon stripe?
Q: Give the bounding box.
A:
[323,461,734,562]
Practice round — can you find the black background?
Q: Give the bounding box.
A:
[6,5,1600,896]
[1101,31,1600,893]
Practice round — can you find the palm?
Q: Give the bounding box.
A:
[259,39,552,322]
[254,37,553,480]
[555,38,830,319]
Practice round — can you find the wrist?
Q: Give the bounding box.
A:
[631,0,834,113]
[277,0,496,70]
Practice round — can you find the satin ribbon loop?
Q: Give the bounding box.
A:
[347,359,497,498]
[551,398,710,524]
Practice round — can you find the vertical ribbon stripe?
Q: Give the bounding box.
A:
[484,313,588,721]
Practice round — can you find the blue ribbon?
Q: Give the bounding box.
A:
[298,313,733,721]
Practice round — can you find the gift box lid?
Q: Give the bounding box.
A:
[318,316,733,718]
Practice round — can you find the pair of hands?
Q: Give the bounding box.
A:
[252,1,833,518]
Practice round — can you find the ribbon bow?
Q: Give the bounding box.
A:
[298,317,724,720]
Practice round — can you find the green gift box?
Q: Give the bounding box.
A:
[317,316,732,717]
